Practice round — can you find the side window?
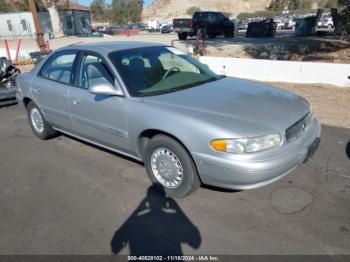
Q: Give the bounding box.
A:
[39,52,77,84]
[208,13,217,22]
[218,13,225,21]
[77,54,114,90]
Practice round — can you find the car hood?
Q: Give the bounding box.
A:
[142,77,310,136]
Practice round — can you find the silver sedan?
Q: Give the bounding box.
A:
[16,42,321,198]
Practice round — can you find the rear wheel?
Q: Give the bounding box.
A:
[178,33,188,40]
[27,101,58,140]
[224,29,234,38]
[144,135,200,198]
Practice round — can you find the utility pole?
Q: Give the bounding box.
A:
[28,0,46,52]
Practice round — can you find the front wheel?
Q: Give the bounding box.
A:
[27,101,58,140]
[178,33,188,40]
[144,135,200,198]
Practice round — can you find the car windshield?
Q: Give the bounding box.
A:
[109,46,223,97]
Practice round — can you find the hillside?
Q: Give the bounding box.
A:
[142,0,325,21]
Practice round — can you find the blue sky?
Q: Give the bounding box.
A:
[78,0,154,7]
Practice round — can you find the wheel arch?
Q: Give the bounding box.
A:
[22,97,32,108]
[138,128,202,183]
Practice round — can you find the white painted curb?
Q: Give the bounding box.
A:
[199,56,350,88]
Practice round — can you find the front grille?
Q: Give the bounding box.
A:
[285,113,311,143]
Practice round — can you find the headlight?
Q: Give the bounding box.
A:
[210,134,283,154]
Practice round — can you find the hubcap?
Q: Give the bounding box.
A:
[31,108,44,133]
[151,147,184,189]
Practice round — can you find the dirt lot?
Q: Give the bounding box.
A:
[273,83,350,129]
[206,32,350,64]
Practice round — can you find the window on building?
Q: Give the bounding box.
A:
[21,19,27,31]
[7,20,13,31]
[67,16,73,29]
[80,16,86,29]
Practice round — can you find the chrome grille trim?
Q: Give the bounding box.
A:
[285,112,312,143]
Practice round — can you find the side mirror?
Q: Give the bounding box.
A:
[89,80,123,96]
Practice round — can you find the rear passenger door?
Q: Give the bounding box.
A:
[69,52,129,151]
[34,50,78,131]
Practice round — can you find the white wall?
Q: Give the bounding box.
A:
[199,57,350,88]
[0,12,35,39]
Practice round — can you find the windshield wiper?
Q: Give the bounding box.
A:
[138,76,224,97]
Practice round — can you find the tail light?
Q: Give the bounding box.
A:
[188,19,194,28]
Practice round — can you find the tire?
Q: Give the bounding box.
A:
[178,33,187,40]
[27,101,58,140]
[208,33,216,39]
[224,29,234,38]
[144,135,201,198]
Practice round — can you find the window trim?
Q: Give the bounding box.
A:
[73,50,125,97]
[37,50,79,86]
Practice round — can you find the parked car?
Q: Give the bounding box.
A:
[16,42,321,198]
[238,20,249,31]
[147,20,160,32]
[105,25,125,35]
[137,23,147,31]
[275,20,285,30]
[161,25,172,34]
[0,57,20,106]
[96,25,108,33]
[318,16,334,28]
[284,18,296,29]
[173,11,235,40]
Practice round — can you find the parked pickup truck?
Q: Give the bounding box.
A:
[173,11,235,40]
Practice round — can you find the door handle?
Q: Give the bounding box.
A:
[72,99,81,105]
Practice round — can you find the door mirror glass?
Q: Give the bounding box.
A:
[89,81,123,96]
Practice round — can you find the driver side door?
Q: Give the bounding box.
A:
[69,51,129,151]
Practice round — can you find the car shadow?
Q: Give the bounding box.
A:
[346,141,350,160]
[110,184,201,255]
[201,184,241,194]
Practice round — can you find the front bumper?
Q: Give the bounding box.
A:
[174,28,194,33]
[192,116,321,190]
[0,88,17,106]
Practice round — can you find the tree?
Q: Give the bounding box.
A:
[0,0,10,12]
[186,6,201,16]
[324,0,339,8]
[268,0,287,11]
[338,0,350,35]
[268,0,312,11]
[111,0,143,24]
[111,0,127,24]
[126,0,143,23]
[91,0,106,22]
[43,0,64,38]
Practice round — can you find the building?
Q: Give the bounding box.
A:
[39,9,92,38]
[0,6,91,40]
[0,11,35,40]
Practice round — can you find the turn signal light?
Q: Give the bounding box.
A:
[210,140,227,152]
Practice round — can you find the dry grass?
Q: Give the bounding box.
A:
[272,82,350,129]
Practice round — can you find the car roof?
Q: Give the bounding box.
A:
[58,41,166,55]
